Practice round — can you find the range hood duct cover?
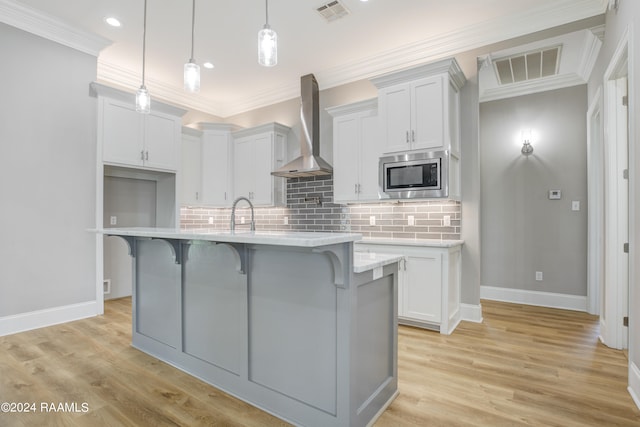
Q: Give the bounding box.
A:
[271,74,333,178]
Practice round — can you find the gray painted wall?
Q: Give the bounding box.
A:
[0,23,97,316]
[480,86,588,296]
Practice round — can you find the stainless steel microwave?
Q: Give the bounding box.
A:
[379,150,449,199]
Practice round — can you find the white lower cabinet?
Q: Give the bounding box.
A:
[356,242,462,334]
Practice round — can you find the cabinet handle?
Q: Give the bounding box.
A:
[224,192,227,200]
[354,184,358,194]
[145,151,149,161]
[406,131,409,143]
[358,183,361,193]
[195,191,199,200]
[412,130,415,142]
[140,150,145,161]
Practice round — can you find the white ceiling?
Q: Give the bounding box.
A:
[5,0,608,117]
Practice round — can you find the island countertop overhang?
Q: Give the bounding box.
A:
[96,227,363,248]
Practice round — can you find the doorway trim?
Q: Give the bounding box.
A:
[600,26,630,350]
[587,87,603,316]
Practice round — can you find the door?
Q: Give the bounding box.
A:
[380,84,411,153]
[601,49,629,350]
[333,115,360,202]
[145,112,179,171]
[202,131,231,206]
[411,76,444,151]
[358,112,383,200]
[233,136,254,201]
[102,99,143,166]
[403,254,442,324]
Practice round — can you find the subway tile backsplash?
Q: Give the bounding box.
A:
[181,175,461,240]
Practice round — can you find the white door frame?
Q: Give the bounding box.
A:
[587,87,603,316]
[600,27,630,350]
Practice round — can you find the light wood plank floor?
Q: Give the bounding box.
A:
[1,299,639,426]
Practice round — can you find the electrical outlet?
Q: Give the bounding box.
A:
[241,217,245,224]
[444,215,451,227]
[408,215,415,226]
[369,216,376,226]
[284,216,289,225]
[536,271,543,281]
[208,216,214,225]
[110,216,117,226]
[572,201,580,211]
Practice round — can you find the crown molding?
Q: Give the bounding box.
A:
[0,0,110,56]
[98,0,607,117]
[578,27,604,80]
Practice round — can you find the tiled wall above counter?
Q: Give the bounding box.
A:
[181,175,460,240]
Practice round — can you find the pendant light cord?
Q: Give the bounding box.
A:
[142,0,147,85]
[265,0,269,26]
[190,0,196,61]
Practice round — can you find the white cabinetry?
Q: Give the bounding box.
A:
[201,123,239,207]
[356,241,462,335]
[371,58,465,156]
[327,99,381,203]
[181,127,202,205]
[232,123,288,206]
[94,83,185,172]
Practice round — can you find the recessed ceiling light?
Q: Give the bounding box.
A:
[203,62,214,69]
[104,17,121,27]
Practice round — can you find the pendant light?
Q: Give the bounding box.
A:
[184,0,200,92]
[258,0,277,67]
[135,0,150,113]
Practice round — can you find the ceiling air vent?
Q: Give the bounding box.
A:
[494,46,561,85]
[316,0,350,23]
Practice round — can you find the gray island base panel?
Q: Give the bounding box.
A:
[103,228,399,427]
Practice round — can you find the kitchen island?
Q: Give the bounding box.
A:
[101,228,400,427]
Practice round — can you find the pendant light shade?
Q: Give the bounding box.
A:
[135,86,150,113]
[136,0,150,113]
[184,0,200,92]
[258,0,277,67]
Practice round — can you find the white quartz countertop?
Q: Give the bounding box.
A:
[353,252,403,273]
[98,227,362,248]
[357,237,464,248]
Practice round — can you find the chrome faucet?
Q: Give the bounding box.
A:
[230,196,255,231]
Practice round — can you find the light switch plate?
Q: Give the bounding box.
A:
[572,201,580,211]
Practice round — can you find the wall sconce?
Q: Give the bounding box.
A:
[521,129,534,156]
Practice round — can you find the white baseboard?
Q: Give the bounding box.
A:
[461,303,483,323]
[0,300,99,337]
[480,286,587,311]
[629,362,640,410]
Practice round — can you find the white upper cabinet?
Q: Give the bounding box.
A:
[327,99,381,204]
[371,58,465,156]
[232,123,288,207]
[200,123,239,207]
[181,127,203,206]
[93,83,185,172]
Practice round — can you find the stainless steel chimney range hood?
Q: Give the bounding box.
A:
[271,74,333,178]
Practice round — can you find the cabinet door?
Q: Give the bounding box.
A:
[333,115,360,203]
[233,136,255,201]
[403,253,442,323]
[358,112,382,201]
[181,133,202,205]
[411,76,444,151]
[202,132,231,206]
[144,112,179,171]
[251,133,274,206]
[379,85,411,153]
[102,99,143,166]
